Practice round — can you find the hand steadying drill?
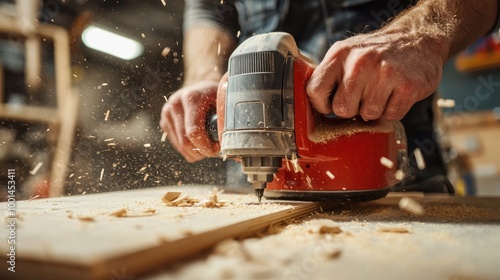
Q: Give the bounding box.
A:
[306,1,497,122]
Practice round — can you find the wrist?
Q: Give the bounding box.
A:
[183,71,224,87]
[378,9,454,64]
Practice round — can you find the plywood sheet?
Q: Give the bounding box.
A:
[0,186,320,280]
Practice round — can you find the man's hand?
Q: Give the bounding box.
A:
[306,0,498,121]
[160,81,220,162]
[306,31,444,121]
[160,25,236,162]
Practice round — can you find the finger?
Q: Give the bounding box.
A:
[169,103,204,162]
[358,63,394,121]
[383,86,418,120]
[332,53,370,118]
[159,102,171,133]
[359,85,392,121]
[164,110,199,162]
[306,47,343,114]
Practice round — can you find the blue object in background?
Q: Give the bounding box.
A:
[438,60,500,115]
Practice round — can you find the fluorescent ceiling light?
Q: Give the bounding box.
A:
[82,25,144,60]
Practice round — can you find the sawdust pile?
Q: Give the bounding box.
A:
[308,117,394,143]
[322,202,499,223]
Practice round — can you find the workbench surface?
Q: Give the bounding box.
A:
[149,194,500,280]
[1,186,499,280]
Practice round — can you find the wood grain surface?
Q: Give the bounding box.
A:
[0,186,321,280]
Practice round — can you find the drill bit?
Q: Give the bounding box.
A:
[252,182,266,203]
[254,189,264,203]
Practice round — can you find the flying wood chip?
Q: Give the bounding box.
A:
[162,191,182,203]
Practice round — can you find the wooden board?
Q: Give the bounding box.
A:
[147,195,500,280]
[0,186,321,280]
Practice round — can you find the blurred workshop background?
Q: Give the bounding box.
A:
[0,0,499,200]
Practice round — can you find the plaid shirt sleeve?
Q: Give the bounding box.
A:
[183,0,240,40]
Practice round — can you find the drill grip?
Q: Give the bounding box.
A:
[206,108,218,143]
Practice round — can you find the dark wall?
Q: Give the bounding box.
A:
[439,59,500,116]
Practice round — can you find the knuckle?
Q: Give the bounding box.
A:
[402,81,415,93]
[358,48,380,62]
[306,80,321,95]
[384,109,402,120]
[333,103,356,118]
[185,126,202,139]
[332,91,357,118]
[360,105,382,120]
[379,60,393,78]
[178,136,190,147]
[161,101,172,114]
[329,41,349,56]
[385,97,411,120]
[341,76,356,93]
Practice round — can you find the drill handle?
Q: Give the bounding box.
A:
[206,109,218,143]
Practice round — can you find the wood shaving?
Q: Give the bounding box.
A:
[29,162,43,175]
[305,176,313,189]
[201,201,230,208]
[164,196,200,207]
[414,148,426,170]
[109,208,156,218]
[109,208,127,217]
[162,190,230,208]
[308,220,343,235]
[437,98,455,108]
[380,157,394,169]
[99,168,104,181]
[202,187,230,208]
[395,170,405,180]
[399,197,424,215]
[77,216,95,222]
[26,195,40,201]
[208,187,222,203]
[162,191,182,203]
[161,46,171,56]
[318,225,342,234]
[324,249,342,260]
[378,227,410,234]
[290,152,304,173]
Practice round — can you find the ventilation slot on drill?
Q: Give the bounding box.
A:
[229,51,275,76]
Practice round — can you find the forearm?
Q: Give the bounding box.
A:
[182,26,237,85]
[182,0,239,85]
[381,0,498,62]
